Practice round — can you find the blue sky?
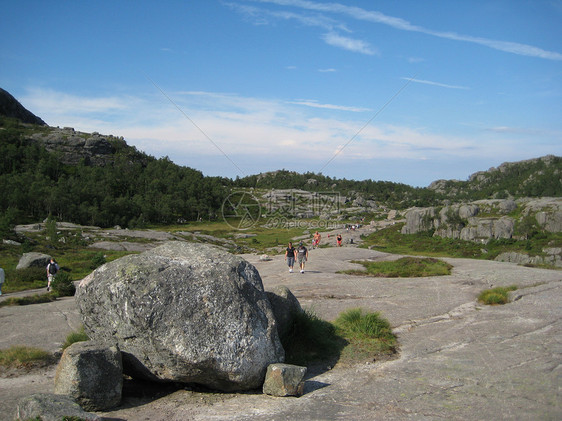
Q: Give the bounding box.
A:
[1,0,561,187]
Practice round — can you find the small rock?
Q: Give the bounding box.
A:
[14,393,101,421]
[263,363,307,397]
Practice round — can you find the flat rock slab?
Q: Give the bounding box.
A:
[1,245,561,420]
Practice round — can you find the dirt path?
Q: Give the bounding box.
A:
[1,240,561,420]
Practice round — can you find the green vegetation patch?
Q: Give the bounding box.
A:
[0,267,47,293]
[334,308,397,362]
[478,286,518,305]
[343,257,453,277]
[281,309,345,366]
[0,345,52,368]
[361,223,483,258]
[361,223,562,265]
[281,307,397,367]
[0,293,57,308]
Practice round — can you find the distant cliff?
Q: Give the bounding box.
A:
[0,88,46,126]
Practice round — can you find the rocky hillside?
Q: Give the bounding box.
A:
[401,197,562,266]
[0,89,228,230]
[428,155,561,199]
[27,126,142,167]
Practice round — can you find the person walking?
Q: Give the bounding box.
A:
[285,241,296,273]
[46,258,59,292]
[0,266,5,295]
[296,242,308,273]
[312,231,322,249]
[336,233,342,247]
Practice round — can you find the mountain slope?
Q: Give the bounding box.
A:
[0,88,46,126]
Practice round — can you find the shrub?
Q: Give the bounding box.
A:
[62,326,89,351]
[9,267,46,284]
[90,252,106,269]
[45,215,58,246]
[51,272,76,296]
[478,286,517,305]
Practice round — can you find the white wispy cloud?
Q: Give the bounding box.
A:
[486,126,562,137]
[288,99,370,112]
[19,87,557,178]
[21,88,130,116]
[402,78,470,90]
[321,32,377,55]
[251,0,562,60]
[225,1,347,31]
[227,1,370,53]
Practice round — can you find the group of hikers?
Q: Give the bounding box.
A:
[284,231,344,273]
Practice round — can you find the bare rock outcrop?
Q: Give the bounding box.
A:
[75,242,284,392]
[29,128,118,166]
[402,198,561,243]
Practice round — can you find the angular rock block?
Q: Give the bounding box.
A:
[263,363,307,397]
[54,341,122,411]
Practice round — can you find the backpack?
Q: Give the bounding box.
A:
[48,263,58,275]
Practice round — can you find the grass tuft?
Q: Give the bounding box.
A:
[62,326,89,351]
[281,307,397,367]
[478,286,518,305]
[334,308,397,360]
[0,345,52,368]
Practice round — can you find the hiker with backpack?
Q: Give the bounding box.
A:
[46,258,59,292]
[296,242,308,273]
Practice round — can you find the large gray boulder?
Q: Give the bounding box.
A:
[16,252,51,270]
[54,341,122,411]
[76,242,284,391]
